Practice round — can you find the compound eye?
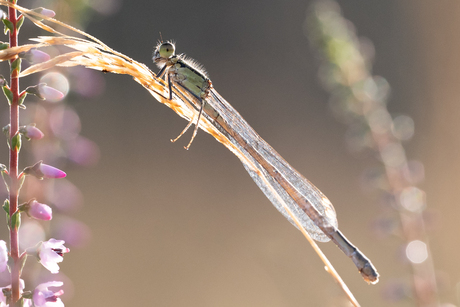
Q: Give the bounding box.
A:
[159,42,175,58]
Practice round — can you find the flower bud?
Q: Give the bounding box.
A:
[39,163,66,179]
[19,124,44,140]
[39,84,64,102]
[31,7,56,18]
[23,161,66,180]
[22,199,52,221]
[20,49,50,64]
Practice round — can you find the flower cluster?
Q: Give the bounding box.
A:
[0,4,76,306]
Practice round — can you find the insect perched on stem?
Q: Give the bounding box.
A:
[153,41,212,150]
[0,0,377,301]
[153,41,379,285]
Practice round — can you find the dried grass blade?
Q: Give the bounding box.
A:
[20,51,85,77]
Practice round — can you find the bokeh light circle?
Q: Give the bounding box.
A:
[39,72,70,102]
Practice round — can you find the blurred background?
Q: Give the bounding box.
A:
[0,0,459,306]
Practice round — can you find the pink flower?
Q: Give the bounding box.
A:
[27,200,52,221]
[26,125,44,139]
[38,239,70,274]
[20,49,51,64]
[39,163,66,179]
[19,124,44,140]
[29,50,50,63]
[33,281,64,307]
[36,8,56,18]
[0,240,7,272]
[31,7,56,19]
[39,85,64,102]
[23,161,66,180]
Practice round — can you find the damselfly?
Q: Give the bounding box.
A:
[153,41,212,150]
[153,41,379,284]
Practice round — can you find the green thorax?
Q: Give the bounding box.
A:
[167,56,212,100]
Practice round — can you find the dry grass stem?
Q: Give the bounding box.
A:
[0,2,366,305]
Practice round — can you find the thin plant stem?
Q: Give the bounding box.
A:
[8,2,21,305]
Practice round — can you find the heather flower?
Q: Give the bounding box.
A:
[40,9,56,18]
[38,85,64,102]
[0,240,7,272]
[19,124,44,140]
[33,281,64,307]
[21,49,50,64]
[37,239,69,274]
[25,200,52,221]
[31,7,56,18]
[39,163,66,179]
[23,161,66,180]
[30,49,50,63]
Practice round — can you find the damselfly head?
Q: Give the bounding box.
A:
[152,41,176,67]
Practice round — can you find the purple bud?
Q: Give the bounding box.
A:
[19,124,44,140]
[39,163,66,179]
[29,49,50,64]
[32,7,56,18]
[28,200,52,221]
[26,125,44,139]
[23,161,66,180]
[39,85,64,102]
[40,9,56,18]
